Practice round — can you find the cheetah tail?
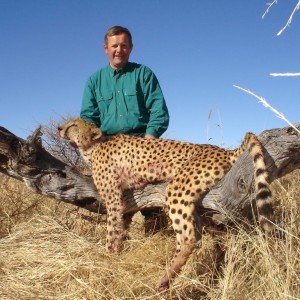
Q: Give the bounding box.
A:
[244,132,274,231]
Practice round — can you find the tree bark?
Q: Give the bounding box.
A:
[1,124,300,225]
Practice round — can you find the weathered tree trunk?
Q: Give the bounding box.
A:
[0,124,300,225]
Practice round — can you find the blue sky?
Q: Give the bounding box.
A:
[1,0,299,147]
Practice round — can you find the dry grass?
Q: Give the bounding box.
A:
[0,172,300,299]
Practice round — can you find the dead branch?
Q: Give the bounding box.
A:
[1,123,300,225]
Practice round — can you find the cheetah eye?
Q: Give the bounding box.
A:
[65,123,77,135]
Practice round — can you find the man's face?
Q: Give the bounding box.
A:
[104,33,133,70]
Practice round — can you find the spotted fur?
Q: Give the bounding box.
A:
[58,118,274,292]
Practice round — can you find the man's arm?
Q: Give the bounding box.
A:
[80,77,101,127]
[142,67,169,138]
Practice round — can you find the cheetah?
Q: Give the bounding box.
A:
[58,117,274,292]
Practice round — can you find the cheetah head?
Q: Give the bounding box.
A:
[58,118,103,153]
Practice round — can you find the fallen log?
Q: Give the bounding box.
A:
[0,124,300,225]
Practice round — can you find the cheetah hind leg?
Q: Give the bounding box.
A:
[156,187,202,292]
[123,212,135,231]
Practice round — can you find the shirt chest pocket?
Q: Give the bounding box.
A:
[124,89,145,115]
[97,91,113,117]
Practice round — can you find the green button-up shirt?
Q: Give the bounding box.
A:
[80,62,169,137]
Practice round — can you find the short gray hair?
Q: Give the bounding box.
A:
[104,26,133,46]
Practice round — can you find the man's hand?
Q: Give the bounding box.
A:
[144,134,156,139]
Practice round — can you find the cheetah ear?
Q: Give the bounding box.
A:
[90,127,104,142]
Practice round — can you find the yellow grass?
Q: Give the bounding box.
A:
[0,172,300,299]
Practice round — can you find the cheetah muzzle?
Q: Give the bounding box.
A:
[58,117,274,292]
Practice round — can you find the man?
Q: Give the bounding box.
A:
[80,25,169,139]
[80,26,169,233]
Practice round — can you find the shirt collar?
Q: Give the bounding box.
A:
[107,62,130,77]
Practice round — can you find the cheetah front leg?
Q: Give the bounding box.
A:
[98,185,127,253]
